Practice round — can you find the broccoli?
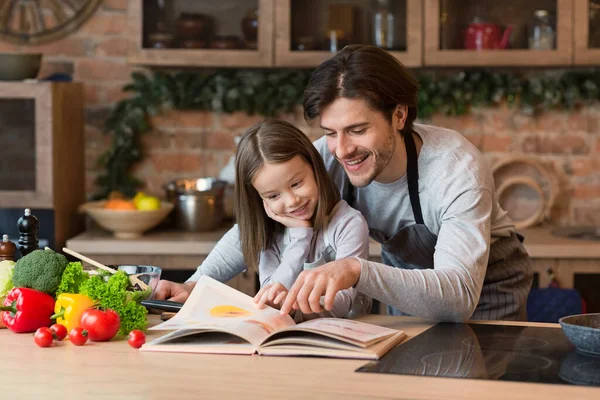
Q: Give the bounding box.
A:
[12,249,69,295]
[56,262,90,296]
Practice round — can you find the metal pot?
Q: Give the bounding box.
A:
[164,178,227,232]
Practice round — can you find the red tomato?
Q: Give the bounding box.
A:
[69,327,88,346]
[34,327,54,348]
[50,324,68,341]
[80,308,120,342]
[127,330,146,349]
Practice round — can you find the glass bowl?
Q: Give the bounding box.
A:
[117,265,162,298]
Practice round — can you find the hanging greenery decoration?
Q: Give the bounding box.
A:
[94,68,600,199]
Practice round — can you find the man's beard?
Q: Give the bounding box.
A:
[341,130,397,188]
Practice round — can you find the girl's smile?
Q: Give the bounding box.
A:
[252,155,319,221]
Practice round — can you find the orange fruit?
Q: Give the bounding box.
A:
[104,199,136,210]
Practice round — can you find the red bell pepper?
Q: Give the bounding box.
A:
[0,287,55,333]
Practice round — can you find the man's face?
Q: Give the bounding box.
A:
[320,98,405,187]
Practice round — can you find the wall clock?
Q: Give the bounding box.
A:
[0,0,102,45]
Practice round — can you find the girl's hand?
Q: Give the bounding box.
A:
[254,282,289,310]
[263,201,311,228]
[279,259,362,315]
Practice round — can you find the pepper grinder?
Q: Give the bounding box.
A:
[17,208,39,258]
[0,234,17,262]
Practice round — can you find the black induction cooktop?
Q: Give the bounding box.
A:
[356,323,600,387]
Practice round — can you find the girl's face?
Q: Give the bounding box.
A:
[251,155,319,221]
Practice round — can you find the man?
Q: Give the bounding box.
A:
[155,45,533,322]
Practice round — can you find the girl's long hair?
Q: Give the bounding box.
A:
[234,119,340,272]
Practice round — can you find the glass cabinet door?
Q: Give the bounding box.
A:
[0,83,53,209]
[574,0,600,64]
[275,0,422,67]
[129,0,274,67]
[425,0,572,66]
[0,99,36,192]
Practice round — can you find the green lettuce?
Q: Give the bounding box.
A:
[0,260,15,300]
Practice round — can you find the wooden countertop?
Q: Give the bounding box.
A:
[66,226,600,259]
[1,315,597,399]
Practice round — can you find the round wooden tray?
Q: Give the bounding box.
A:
[496,176,546,230]
[492,156,559,228]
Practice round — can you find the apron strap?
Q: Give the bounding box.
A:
[341,130,425,226]
[403,130,424,225]
[343,176,355,205]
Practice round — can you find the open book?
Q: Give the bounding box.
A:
[142,276,406,360]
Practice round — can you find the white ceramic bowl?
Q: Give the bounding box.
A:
[81,201,174,239]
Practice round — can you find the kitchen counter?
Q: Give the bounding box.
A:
[66,226,600,259]
[0,315,597,399]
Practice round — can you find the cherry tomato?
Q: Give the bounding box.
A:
[34,327,54,348]
[80,308,120,342]
[69,327,88,346]
[50,324,68,341]
[127,330,146,349]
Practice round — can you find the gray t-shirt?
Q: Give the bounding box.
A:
[187,200,369,317]
[315,123,516,321]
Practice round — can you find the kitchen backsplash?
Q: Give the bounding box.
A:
[0,1,597,226]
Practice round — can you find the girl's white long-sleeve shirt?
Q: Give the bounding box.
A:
[187,200,370,317]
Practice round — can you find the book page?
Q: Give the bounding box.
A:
[149,276,295,347]
[258,331,407,360]
[142,330,256,355]
[270,318,398,347]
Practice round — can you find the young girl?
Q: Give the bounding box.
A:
[185,119,371,319]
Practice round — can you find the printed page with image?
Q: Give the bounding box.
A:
[142,276,406,360]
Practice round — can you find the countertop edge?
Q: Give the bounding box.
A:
[65,226,600,259]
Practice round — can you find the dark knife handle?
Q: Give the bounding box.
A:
[141,299,184,312]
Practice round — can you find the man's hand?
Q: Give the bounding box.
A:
[254,282,289,310]
[152,280,196,303]
[280,258,362,316]
[264,201,311,228]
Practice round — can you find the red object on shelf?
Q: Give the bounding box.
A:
[464,22,512,50]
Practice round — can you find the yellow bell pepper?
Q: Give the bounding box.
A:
[51,293,96,332]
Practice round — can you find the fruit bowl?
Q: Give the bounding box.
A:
[81,201,174,239]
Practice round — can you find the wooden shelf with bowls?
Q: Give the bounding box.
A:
[125,0,600,68]
[127,0,274,67]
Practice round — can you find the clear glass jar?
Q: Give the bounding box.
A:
[528,9,555,50]
[372,0,396,50]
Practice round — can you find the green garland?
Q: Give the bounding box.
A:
[94,69,312,199]
[94,68,600,199]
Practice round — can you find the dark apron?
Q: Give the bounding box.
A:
[344,130,533,321]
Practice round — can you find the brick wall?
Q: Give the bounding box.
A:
[142,106,600,227]
[0,0,598,226]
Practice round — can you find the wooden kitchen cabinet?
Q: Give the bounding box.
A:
[573,0,600,64]
[274,0,422,67]
[128,0,274,67]
[125,0,600,68]
[0,82,85,250]
[424,0,573,66]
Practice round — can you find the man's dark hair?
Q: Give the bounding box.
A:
[303,44,419,134]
